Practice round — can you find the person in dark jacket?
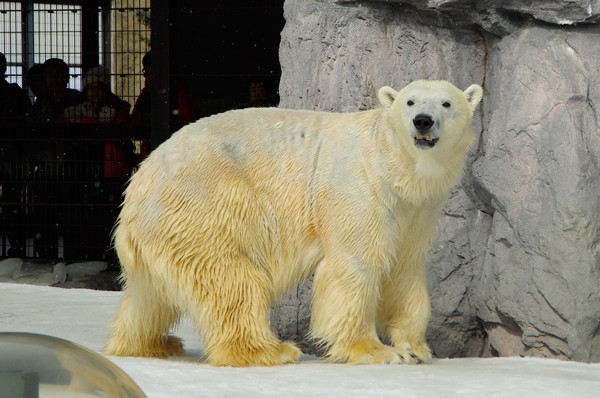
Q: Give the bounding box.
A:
[25,64,47,101]
[27,58,84,123]
[24,59,83,258]
[0,52,32,256]
[0,52,31,123]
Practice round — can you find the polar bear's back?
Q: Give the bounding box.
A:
[134,107,371,198]
[116,107,351,292]
[124,109,328,227]
[168,107,330,157]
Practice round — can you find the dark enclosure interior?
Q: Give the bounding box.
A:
[171,1,285,114]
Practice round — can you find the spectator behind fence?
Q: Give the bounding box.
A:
[25,64,47,100]
[1,52,31,257]
[22,58,82,258]
[0,52,31,123]
[130,51,199,160]
[27,58,84,123]
[64,65,133,178]
[130,51,200,129]
[64,65,130,124]
[62,66,133,262]
[235,78,276,109]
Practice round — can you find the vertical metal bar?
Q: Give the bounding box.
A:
[100,0,111,68]
[82,0,99,73]
[23,0,34,69]
[151,0,170,149]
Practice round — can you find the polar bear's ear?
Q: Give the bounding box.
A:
[378,86,398,108]
[464,84,483,113]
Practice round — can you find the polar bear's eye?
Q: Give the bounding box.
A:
[407,100,414,106]
[442,101,451,108]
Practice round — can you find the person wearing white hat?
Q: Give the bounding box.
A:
[64,66,130,124]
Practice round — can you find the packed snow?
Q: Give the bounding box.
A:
[1,259,599,397]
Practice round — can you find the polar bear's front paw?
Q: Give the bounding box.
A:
[279,341,302,364]
[351,349,403,365]
[340,340,403,364]
[208,340,301,367]
[393,340,432,364]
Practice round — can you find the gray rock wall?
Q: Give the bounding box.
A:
[272,0,600,362]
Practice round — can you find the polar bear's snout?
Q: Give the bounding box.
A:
[413,114,434,131]
[412,113,438,148]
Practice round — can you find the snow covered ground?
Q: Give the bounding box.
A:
[1,269,600,397]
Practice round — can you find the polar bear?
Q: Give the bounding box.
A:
[104,80,483,366]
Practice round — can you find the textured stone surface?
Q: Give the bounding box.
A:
[336,0,600,35]
[473,25,600,362]
[272,0,600,362]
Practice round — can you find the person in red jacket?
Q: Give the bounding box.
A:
[130,51,200,159]
[131,51,199,128]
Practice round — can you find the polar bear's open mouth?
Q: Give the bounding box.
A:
[414,134,438,148]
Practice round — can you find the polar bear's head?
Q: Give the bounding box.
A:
[378,80,482,153]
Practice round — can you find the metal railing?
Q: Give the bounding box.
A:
[1,123,149,262]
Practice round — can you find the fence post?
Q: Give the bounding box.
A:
[150,0,170,149]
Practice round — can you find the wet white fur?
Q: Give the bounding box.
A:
[104,80,483,366]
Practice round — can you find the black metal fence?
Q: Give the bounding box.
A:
[1,0,151,108]
[1,123,149,262]
[1,0,285,263]
[1,0,151,262]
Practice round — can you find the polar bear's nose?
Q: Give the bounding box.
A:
[413,114,434,131]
